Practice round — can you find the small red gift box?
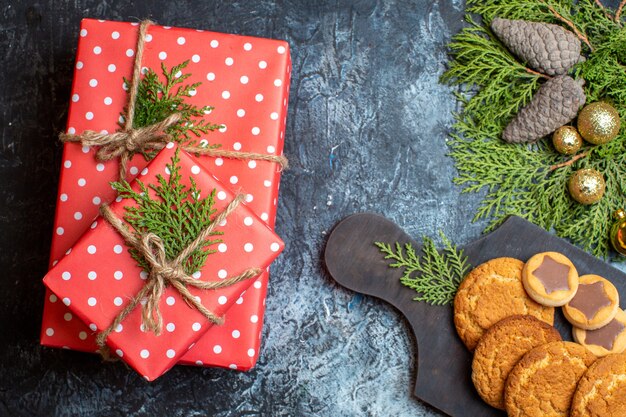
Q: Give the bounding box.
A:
[41,18,291,370]
[43,145,284,380]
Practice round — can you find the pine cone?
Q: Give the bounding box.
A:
[503,75,586,144]
[491,17,584,76]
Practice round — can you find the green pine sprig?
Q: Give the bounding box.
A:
[124,60,222,153]
[111,148,222,274]
[442,0,626,258]
[375,233,471,305]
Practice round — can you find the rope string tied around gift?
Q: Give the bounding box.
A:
[95,193,261,351]
[59,19,288,181]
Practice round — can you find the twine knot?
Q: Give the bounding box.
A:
[95,194,262,349]
[73,113,183,165]
[140,232,190,285]
[125,129,143,153]
[137,231,186,335]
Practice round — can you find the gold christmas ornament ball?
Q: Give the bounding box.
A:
[568,168,606,205]
[552,126,582,155]
[577,102,621,145]
[610,209,626,256]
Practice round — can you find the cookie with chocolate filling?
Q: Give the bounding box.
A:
[454,257,555,351]
[573,308,626,357]
[563,274,619,330]
[522,252,579,307]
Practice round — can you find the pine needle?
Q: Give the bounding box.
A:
[375,233,471,305]
[442,0,626,258]
[112,149,222,274]
[124,60,222,159]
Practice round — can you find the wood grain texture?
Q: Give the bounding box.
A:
[325,213,626,417]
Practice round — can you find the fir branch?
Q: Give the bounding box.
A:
[123,60,222,157]
[467,0,564,26]
[527,68,551,79]
[573,0,620,40]
[539,0,594,50]
[443,0,626,258]
[375,233,471,305]
[111,149,222,274]
[617,0,626,23]
[468,0,618,43]
[593,0,615,20]
[441,17,543,139]
[549,151,590,170]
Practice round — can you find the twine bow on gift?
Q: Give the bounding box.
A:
[95,193,262,350]
[62,113,184,179]
[59,19,288,181]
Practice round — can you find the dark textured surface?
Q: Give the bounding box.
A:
[1,1,620,416]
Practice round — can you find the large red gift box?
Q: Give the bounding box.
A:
[41,18,291,370]
[44,145,284,380]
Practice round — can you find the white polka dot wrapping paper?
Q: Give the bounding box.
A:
[40,18,291,372]
[43,145,285,381]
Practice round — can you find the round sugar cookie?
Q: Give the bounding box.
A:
[454,257,555,351]
[472,315,562,410]
[522,252,579,306]
[573,308,626,357]
[570,352,626,417]
[504,341,596,417]
[563,274,619,330]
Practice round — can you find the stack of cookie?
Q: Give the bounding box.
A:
[454,255,626,416]
[523,252,625,356]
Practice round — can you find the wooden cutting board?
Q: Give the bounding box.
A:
[324,213,626,417]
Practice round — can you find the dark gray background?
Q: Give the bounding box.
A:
[1,1,620,416]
